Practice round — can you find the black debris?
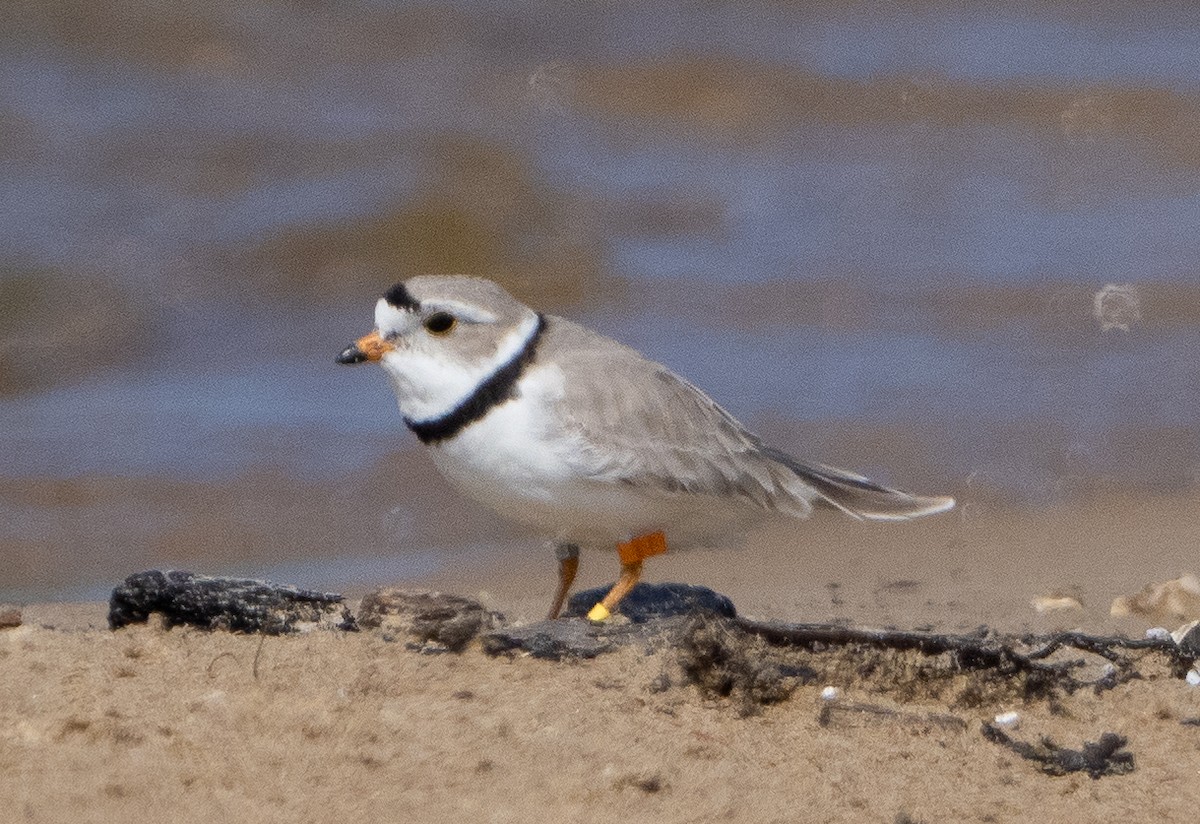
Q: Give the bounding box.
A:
[108,570,356,634]
[482,583,738,661]
[482,616,662,660]
[981,723,1135,779]
[676,614,817,715]
[357,589,501,652]
[563,582,736,623]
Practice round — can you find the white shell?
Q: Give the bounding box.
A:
[993,711,1021,729]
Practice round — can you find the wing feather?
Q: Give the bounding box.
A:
[544,318,814,517]
[541,316,953,522]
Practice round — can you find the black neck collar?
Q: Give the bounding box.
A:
[405,313,547,445]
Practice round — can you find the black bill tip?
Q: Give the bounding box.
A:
[336,344,367,365]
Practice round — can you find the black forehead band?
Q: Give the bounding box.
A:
[384,283,421,311]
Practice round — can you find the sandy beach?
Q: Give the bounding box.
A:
[6,2,1200,820]
[5,492,1199,823]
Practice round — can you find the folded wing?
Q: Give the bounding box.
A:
[543,317,955,522]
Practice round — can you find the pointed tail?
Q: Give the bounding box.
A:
[762,447,955,522]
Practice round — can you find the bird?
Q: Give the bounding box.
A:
[337,276,954,622]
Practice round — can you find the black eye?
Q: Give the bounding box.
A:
[423,312,456,335]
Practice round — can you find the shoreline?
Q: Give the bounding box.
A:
[10,488,1200,635]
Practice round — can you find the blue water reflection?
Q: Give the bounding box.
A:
[3,1,1199,599]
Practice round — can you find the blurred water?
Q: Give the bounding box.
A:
[3,1,1199,600]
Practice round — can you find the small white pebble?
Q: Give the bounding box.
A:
[1186,669,1200,687]
[993,711,1021,729]
[1145,627,1173,642]
[1030,595,1083,614]
[820,686,841,702]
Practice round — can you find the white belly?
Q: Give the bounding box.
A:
[422,370,729,547]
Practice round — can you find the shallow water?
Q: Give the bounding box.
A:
[3,1,1199,601]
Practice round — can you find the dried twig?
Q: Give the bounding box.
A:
[734,617,1192,693]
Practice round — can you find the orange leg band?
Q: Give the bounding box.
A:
[617,530,667,565]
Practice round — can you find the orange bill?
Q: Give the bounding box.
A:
[336,330,395,365]
[355,330,394,361]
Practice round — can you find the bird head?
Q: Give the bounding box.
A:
[337,276,541,423]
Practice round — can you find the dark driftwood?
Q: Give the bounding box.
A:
[108,570,357,634]
[734,618,1194,693]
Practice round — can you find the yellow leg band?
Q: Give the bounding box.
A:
[587,603,611,622]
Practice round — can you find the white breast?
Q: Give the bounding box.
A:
[426,365,568,504]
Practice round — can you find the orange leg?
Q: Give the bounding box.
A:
[547,544,580,619]
[587,531,668,622]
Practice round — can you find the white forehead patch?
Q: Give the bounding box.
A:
[374,299,414,335]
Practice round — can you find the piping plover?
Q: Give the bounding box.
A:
[338,276,954,621]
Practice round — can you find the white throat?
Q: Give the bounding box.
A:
[380,313,541,425]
